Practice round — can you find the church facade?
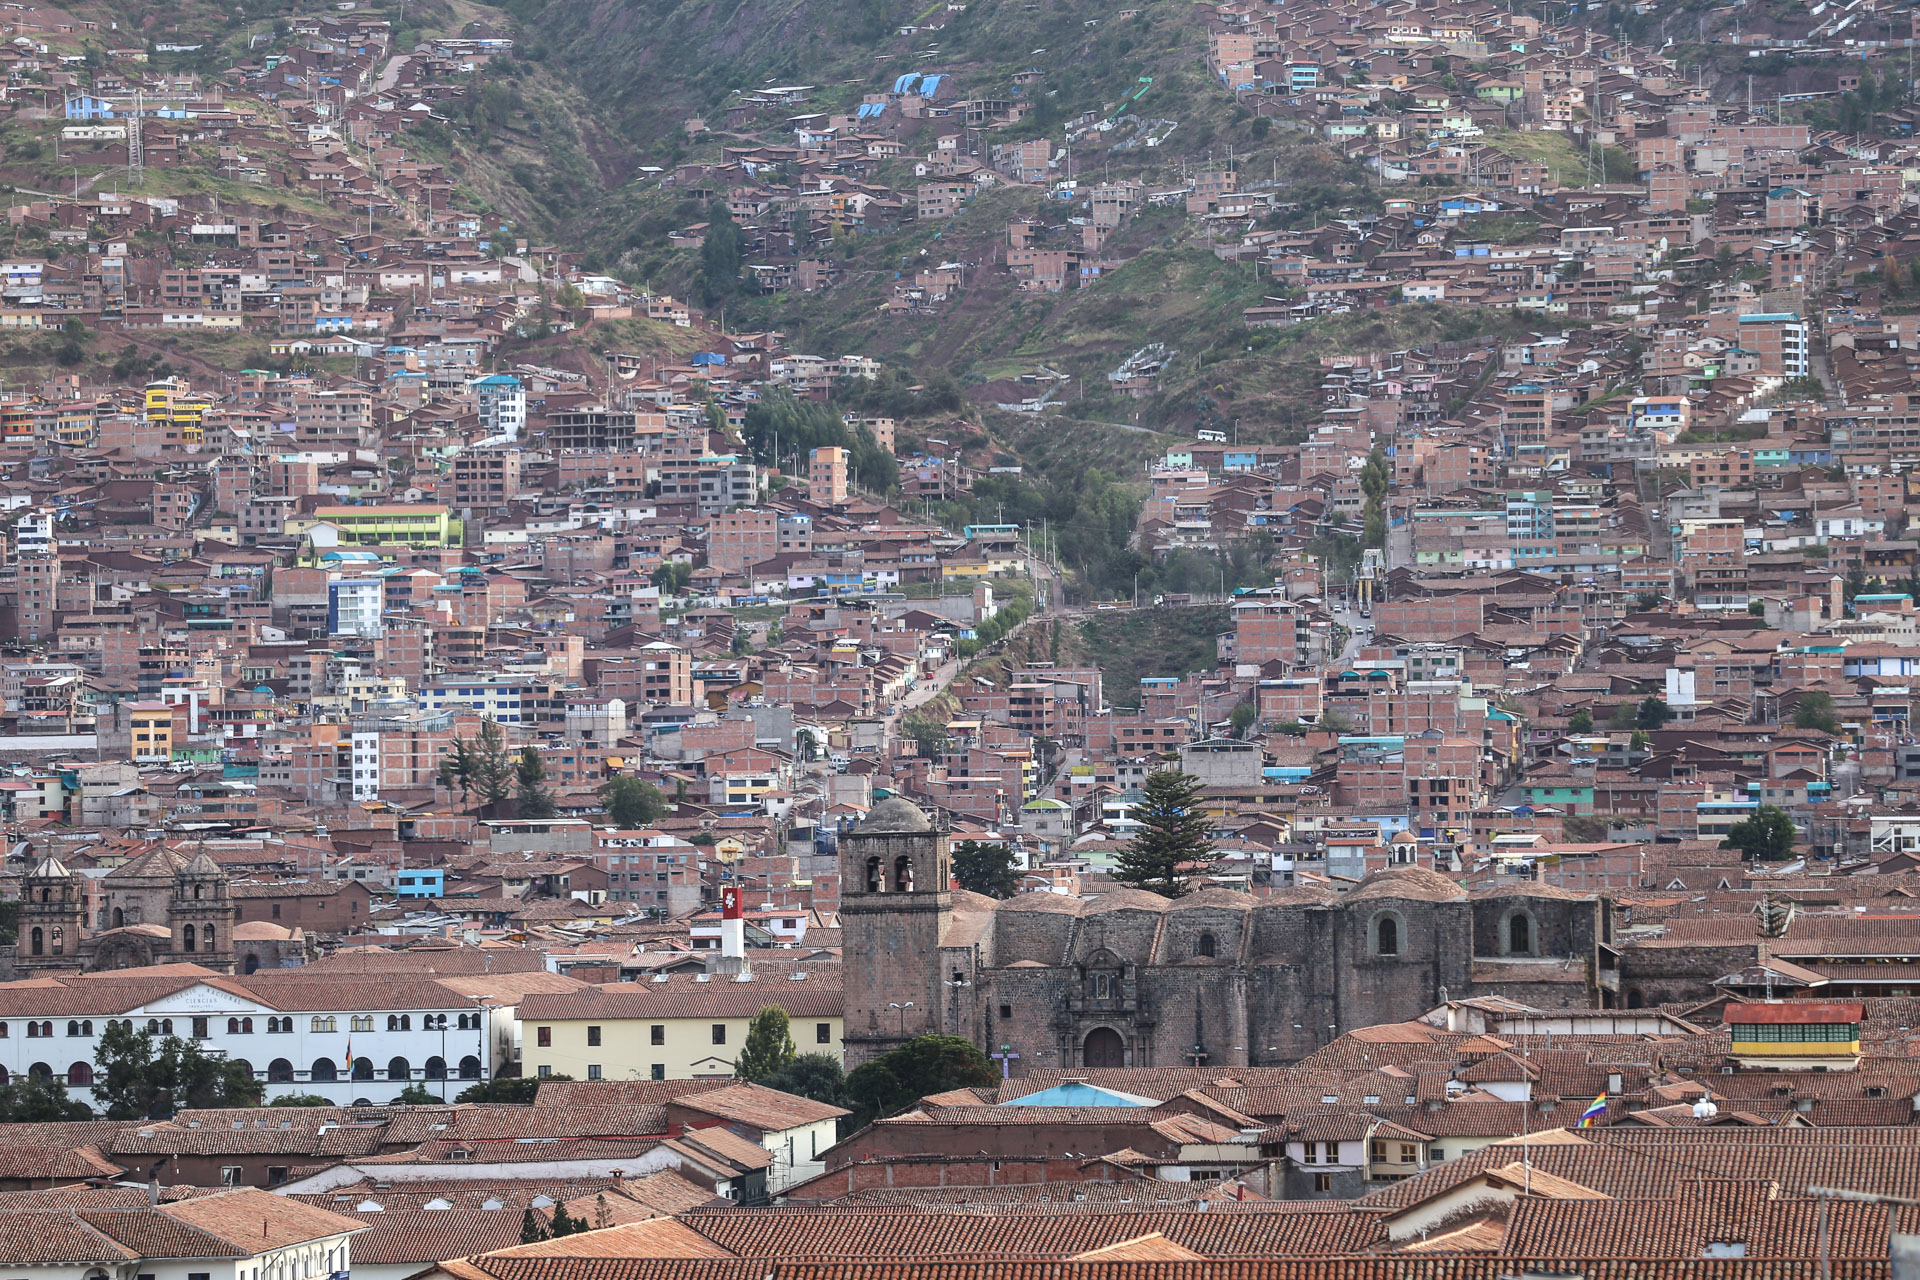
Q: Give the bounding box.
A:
[8,847,305,977]
[840,797,1620,1071]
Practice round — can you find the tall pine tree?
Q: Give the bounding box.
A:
[1111,770,1218,898]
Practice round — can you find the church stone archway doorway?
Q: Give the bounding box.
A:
[1083,1027,1125,1068]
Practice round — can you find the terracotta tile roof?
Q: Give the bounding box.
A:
[439,1263,1895,1280]
[156,1187,366,1250]
[670,1126,772,1172]
[444,1216,736,1278]
[345,1209,532,1265]
[299,948,552,976]
[1501,1179,1920,1259]
[77,1209,247,1259]
[535,1081,755,1109]
[0,1213,135,1264]
[676,1207,1389,1258]
[668,1082,848,1129]
[1351,1135,1688,1211]
[1069,1233,1204,1261]
[0,975,204,1015]
[0,1186,209,1210]
[438,1105,673,1142]
[519,973,843,1021]
[818,1185,1259,1209]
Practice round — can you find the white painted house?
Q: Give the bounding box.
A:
[0,1187,362,1280]
[0,966,504,1109]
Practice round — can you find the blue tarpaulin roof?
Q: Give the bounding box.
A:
[893,73,920,93]
[690,352,727,366]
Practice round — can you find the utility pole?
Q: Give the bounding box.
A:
[128,87,143,187]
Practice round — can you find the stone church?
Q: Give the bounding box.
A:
[8,846,305,977]
[840,797,1619,1071]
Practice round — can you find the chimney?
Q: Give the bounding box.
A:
[147,1177,159,1206]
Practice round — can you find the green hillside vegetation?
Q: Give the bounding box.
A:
[1076,607,1231,709]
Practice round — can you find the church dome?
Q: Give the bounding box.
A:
[860,796,933,833]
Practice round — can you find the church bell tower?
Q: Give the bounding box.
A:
[839,796,951,1067]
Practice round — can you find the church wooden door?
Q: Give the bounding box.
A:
[1083,1027,1125,1068]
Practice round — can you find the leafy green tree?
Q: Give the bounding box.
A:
[393,1082,440,1105]
[1113,770,1218,898]
[268,1092,334,1107]
[515,746,556,820]
[1229,702,1258,738]
[1358,447,1390,550]
[1363,507,1387,549]
[1608,702,1637,729]
[598,775,668,828]
[734,1007,797,1083]
[900,713,951,759]
[762,1053,847,1108]
[1567,708,1593,733]
[700,199,743,305]
[520,1208,547,1243]
[0,1072,92,1120]
[1793,691,1841,734]
[1722,804,1798,861]
[1636,697,1672,730]
[93,1022,262,1119]
[844,1035,996,1130]
[652,561,693,593]
[741,388,897,493]
[455,1075,566,1104]
[952,839,1019,898]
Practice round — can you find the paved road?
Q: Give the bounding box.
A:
[374,54,410,94]
[1331,601,1371,666]
[892,659,959,726]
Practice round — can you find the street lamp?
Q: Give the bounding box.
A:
[943,979,970,1034]
[887,1001,915,1037]
[457,993,494,1101]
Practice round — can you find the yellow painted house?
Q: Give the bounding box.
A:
[517,968,843,1082]
[1726,1000,1861,1069]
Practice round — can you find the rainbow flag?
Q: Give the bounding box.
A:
[343,1039,353,1070]
[1578,1093,1607,1127]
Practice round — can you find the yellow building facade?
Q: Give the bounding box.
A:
[518,971,842,1081]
